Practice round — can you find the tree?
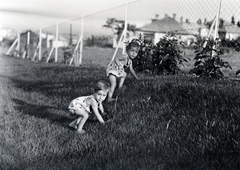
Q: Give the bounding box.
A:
[103,18,137,42]
[237,21,240,27]
[205,18,224,29]
[231,16,235,25]
[197,19,202,25]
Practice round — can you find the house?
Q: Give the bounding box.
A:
[137,14,189,44]
[137,14,233,46]
[181,22,208,44]
[31,32,79,48]
[19,31,69,49]
[224,22,240,40]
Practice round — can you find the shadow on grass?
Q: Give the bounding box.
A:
[12,98,102,127]
[12,98,72,127]
[1,65,108,97]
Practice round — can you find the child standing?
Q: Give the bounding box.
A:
[106,40,140,102]
[68,80,110,134]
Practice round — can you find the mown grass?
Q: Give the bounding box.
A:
[0,52,240,170]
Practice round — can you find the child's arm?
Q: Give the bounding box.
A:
[98,103,104,113]
[129,63,140,80]
[114,54,127,66]
[98,102,107,115]
[91,100,105,123]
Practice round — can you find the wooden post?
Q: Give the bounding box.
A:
[122,0,129,55]
[55,23,59,63]
[22,31,30,59]
[69,36,81,65]
[46,47,54,63]
[108,1,128,65]
[203,16,216,48]
[212,0,222,57]
[17,33,20,57]
[214,0,222,40]
[79,16,84,65]
[27,31,30,58]
[39,28,42,61]
[109,29,125,63]
[6,38,18,55]
[32,42,40,61]
[22,51,26,59]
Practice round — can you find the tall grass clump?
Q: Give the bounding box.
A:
[0,54,240,169]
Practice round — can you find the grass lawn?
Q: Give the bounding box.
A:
[0,48,240,170]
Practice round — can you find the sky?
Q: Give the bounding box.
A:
[0,0,135,32]
[0,0,240,37]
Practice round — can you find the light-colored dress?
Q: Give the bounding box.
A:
[68,95,95,113]
[106,54,132,77]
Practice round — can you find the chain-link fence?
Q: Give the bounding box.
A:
[3,0,240,70]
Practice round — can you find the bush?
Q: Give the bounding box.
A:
[85,35,112,48]
[189,39,232,79]
[61,45,74,64]
[132,33,189,75]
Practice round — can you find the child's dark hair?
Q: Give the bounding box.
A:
[126,39,140,52]
[94,80,110,92]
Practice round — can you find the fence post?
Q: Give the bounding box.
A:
[109,1,128,64]
[6,38,18,55]
[69,35,81,65]
[17,33,20,57]
[39,28,42,61]
[214,0,222,40]
[27,31,30,58]
[212,0,222,57]
[32,42,39,61]
[79,15,84,65]
[122,0,129,55]
[55,23,59,63]
[203,16,216,48]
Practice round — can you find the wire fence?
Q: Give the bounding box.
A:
[2,0,240,68]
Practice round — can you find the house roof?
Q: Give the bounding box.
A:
[224,22,240,34]
[181,23,207,35]
[138,16,189,35]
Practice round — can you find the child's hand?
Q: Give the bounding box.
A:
[102,112,107,116]
[136,76,141,80]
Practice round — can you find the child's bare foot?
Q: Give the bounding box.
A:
[107,98,116,102]
[76,129,86,134]
[69,122,77,129]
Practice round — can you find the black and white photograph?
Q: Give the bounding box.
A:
[0,0,240,169]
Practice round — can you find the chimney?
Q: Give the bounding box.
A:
[172,13,176,20]
[165,14,169,18]
[204,18,207,24]
[186,19,189,23]
[155,14,159,19]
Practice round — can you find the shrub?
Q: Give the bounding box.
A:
[132,33,188,75]
[189,39,232,79]
[61,45,74,64]
[85,35,112,48]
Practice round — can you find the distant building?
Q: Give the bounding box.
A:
[224,22,240,40]
[137,14,239,46]
[137,14,189,44]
